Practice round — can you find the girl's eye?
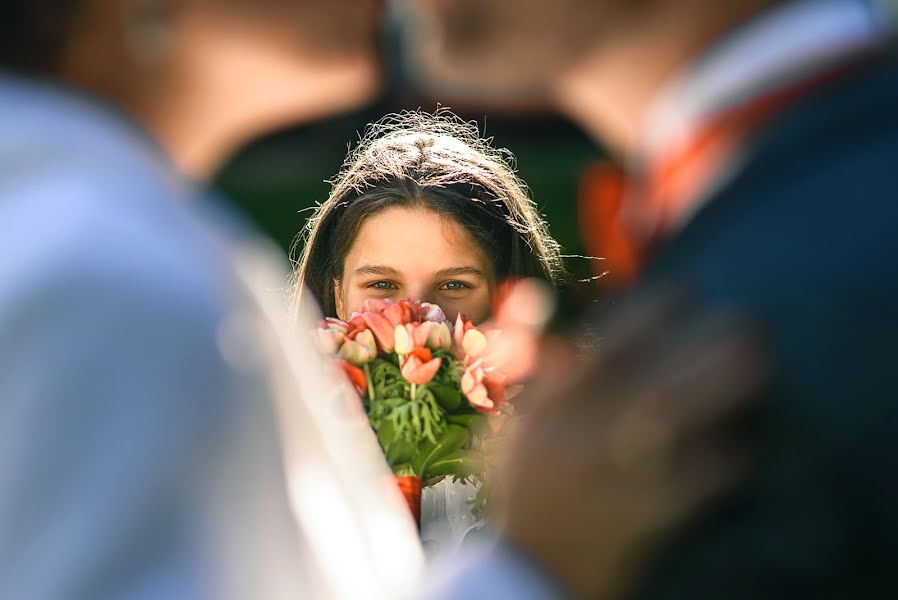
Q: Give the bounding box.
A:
[440,281,469,292]
[370,281,397,291]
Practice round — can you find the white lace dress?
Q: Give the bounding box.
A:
[420,478,492,558]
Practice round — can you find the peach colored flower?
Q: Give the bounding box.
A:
[316,328,345,355]
[452,313,490,360]
[394,323,415,355]
[461,359,508,415]
[462,328,488,359]
[410,321,433,348]
[428,322,453,351]
[360,298,389,313]
[400,347,442,385]
[414,321,452,351]
[322,317,352,335]
[453,313,474,350]
[358,311,395,352]
[339,329,377,366]
[383,301,413,327]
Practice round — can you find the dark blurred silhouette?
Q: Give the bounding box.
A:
[403,0,898,597]
[0,1,772,599]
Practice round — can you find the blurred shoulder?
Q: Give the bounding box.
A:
[0,162,236,323]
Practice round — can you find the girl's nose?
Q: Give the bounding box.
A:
[404,284,430,304]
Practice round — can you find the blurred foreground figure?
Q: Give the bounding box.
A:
[0,1,765,599]
[0,1,426,599]
[405,0,898,597]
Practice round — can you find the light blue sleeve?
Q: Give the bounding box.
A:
[0,223,270,599]
[423,539,568,600]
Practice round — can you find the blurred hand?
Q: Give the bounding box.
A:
[483,278,556,381]
[493,290,766,599]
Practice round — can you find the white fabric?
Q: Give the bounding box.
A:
[231,237,425,599]
[421,478,487,558]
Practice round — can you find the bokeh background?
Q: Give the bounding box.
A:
[213,29,606,289]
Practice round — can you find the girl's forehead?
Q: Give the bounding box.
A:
[346,206,490,267]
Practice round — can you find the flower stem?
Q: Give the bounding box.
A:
[410,383,418,402]
[363,363,375,404]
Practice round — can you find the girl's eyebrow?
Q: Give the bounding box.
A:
[354,264,401,277]
[434,267,485,278]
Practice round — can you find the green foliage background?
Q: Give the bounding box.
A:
[214,104,603,283]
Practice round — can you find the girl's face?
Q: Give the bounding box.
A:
[336,206,495,323]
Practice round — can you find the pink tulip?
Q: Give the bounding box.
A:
[453,313,473,351]
[322,317,351,335]
[411,321,434,348]
[348,313,367,331]
[354,329,377,356]
[401,347,442,385]
[461,359,508,415]
[361,298,389,313]
[383,302,406,327]
[360,311,395,352]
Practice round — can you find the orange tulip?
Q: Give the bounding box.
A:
[401,347,442,385]
[336,360,367,397]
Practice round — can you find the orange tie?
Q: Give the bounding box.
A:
[579,49,882,291]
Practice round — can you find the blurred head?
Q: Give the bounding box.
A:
[293,111,564,323]
[400,0,782,149]
[1,0,383,177]
[399,0,640,100]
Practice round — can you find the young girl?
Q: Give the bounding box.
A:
[292,111,564,555]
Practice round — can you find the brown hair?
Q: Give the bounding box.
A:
[291,110,564,319]
[0,0,83,74]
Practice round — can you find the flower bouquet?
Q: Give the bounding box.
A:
[316,299,511,525]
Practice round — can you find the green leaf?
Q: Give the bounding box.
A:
[446,413,489,432]
[423,449,484,479]
[430,384,463,412]
[375,419,395,450]
[412,424,469,476]
[385,439,416,467]
[392,463,415,477]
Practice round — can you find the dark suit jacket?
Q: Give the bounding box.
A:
[632,51,898,599]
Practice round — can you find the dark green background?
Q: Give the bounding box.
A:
[214,102,603,277]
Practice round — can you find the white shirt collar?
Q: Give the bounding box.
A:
[640,0,892,166]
